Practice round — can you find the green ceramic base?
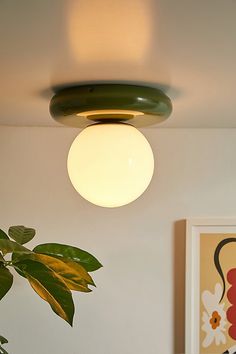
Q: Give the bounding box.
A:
[50,84,172,128]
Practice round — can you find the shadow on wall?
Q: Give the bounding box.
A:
[38,0,182,101]
[173,220,186,354]
[50,0,171,90]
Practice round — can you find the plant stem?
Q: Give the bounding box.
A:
[0,345,8,354]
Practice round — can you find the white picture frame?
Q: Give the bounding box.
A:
[185,218,236,354]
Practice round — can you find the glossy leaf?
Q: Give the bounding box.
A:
[8,225,35,245]
[0,230,9,240]
[33,243,102,272]
[14,253,94,292]
[56,257,95,290]
[14,259,74,325]
[0,240,31,256]
[0,231,8,261]
[0,344,8,354]
[11,252,25,277]
[0,336,8,354]
[0,266,13,300]
[0,336,8,345]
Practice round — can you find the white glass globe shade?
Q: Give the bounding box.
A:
[67,123,154,207]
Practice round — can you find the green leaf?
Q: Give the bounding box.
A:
[14,259,74,326]
[11,252,25,277]
[0,344,8,354]
[0,239,31,256]
[8,225,35,245]
[14,253,94,292]
[0,266,13,300]
[0,336,8,345]
[33,243,103,272]
[31,253,95,290]
[0,230,8,261]
[56,257,95,290]
[0,230,9,240]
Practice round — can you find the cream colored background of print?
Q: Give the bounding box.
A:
[200,233,236,353]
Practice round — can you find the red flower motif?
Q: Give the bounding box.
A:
[227,269,236,340]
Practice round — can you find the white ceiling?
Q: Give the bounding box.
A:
[0,0,235,128]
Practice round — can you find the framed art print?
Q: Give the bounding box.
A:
[186,219,236,354]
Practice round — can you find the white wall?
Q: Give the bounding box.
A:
[0,127,236,354]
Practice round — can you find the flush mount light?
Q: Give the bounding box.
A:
[50,84,172,207]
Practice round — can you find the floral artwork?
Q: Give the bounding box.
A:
[200,234,236,354]
[202,283,227,348]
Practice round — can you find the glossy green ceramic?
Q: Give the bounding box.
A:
[50,84,172,128]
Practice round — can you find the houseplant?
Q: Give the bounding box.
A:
[0,225,102,353]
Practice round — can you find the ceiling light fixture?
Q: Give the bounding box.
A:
[50,84,172,207]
